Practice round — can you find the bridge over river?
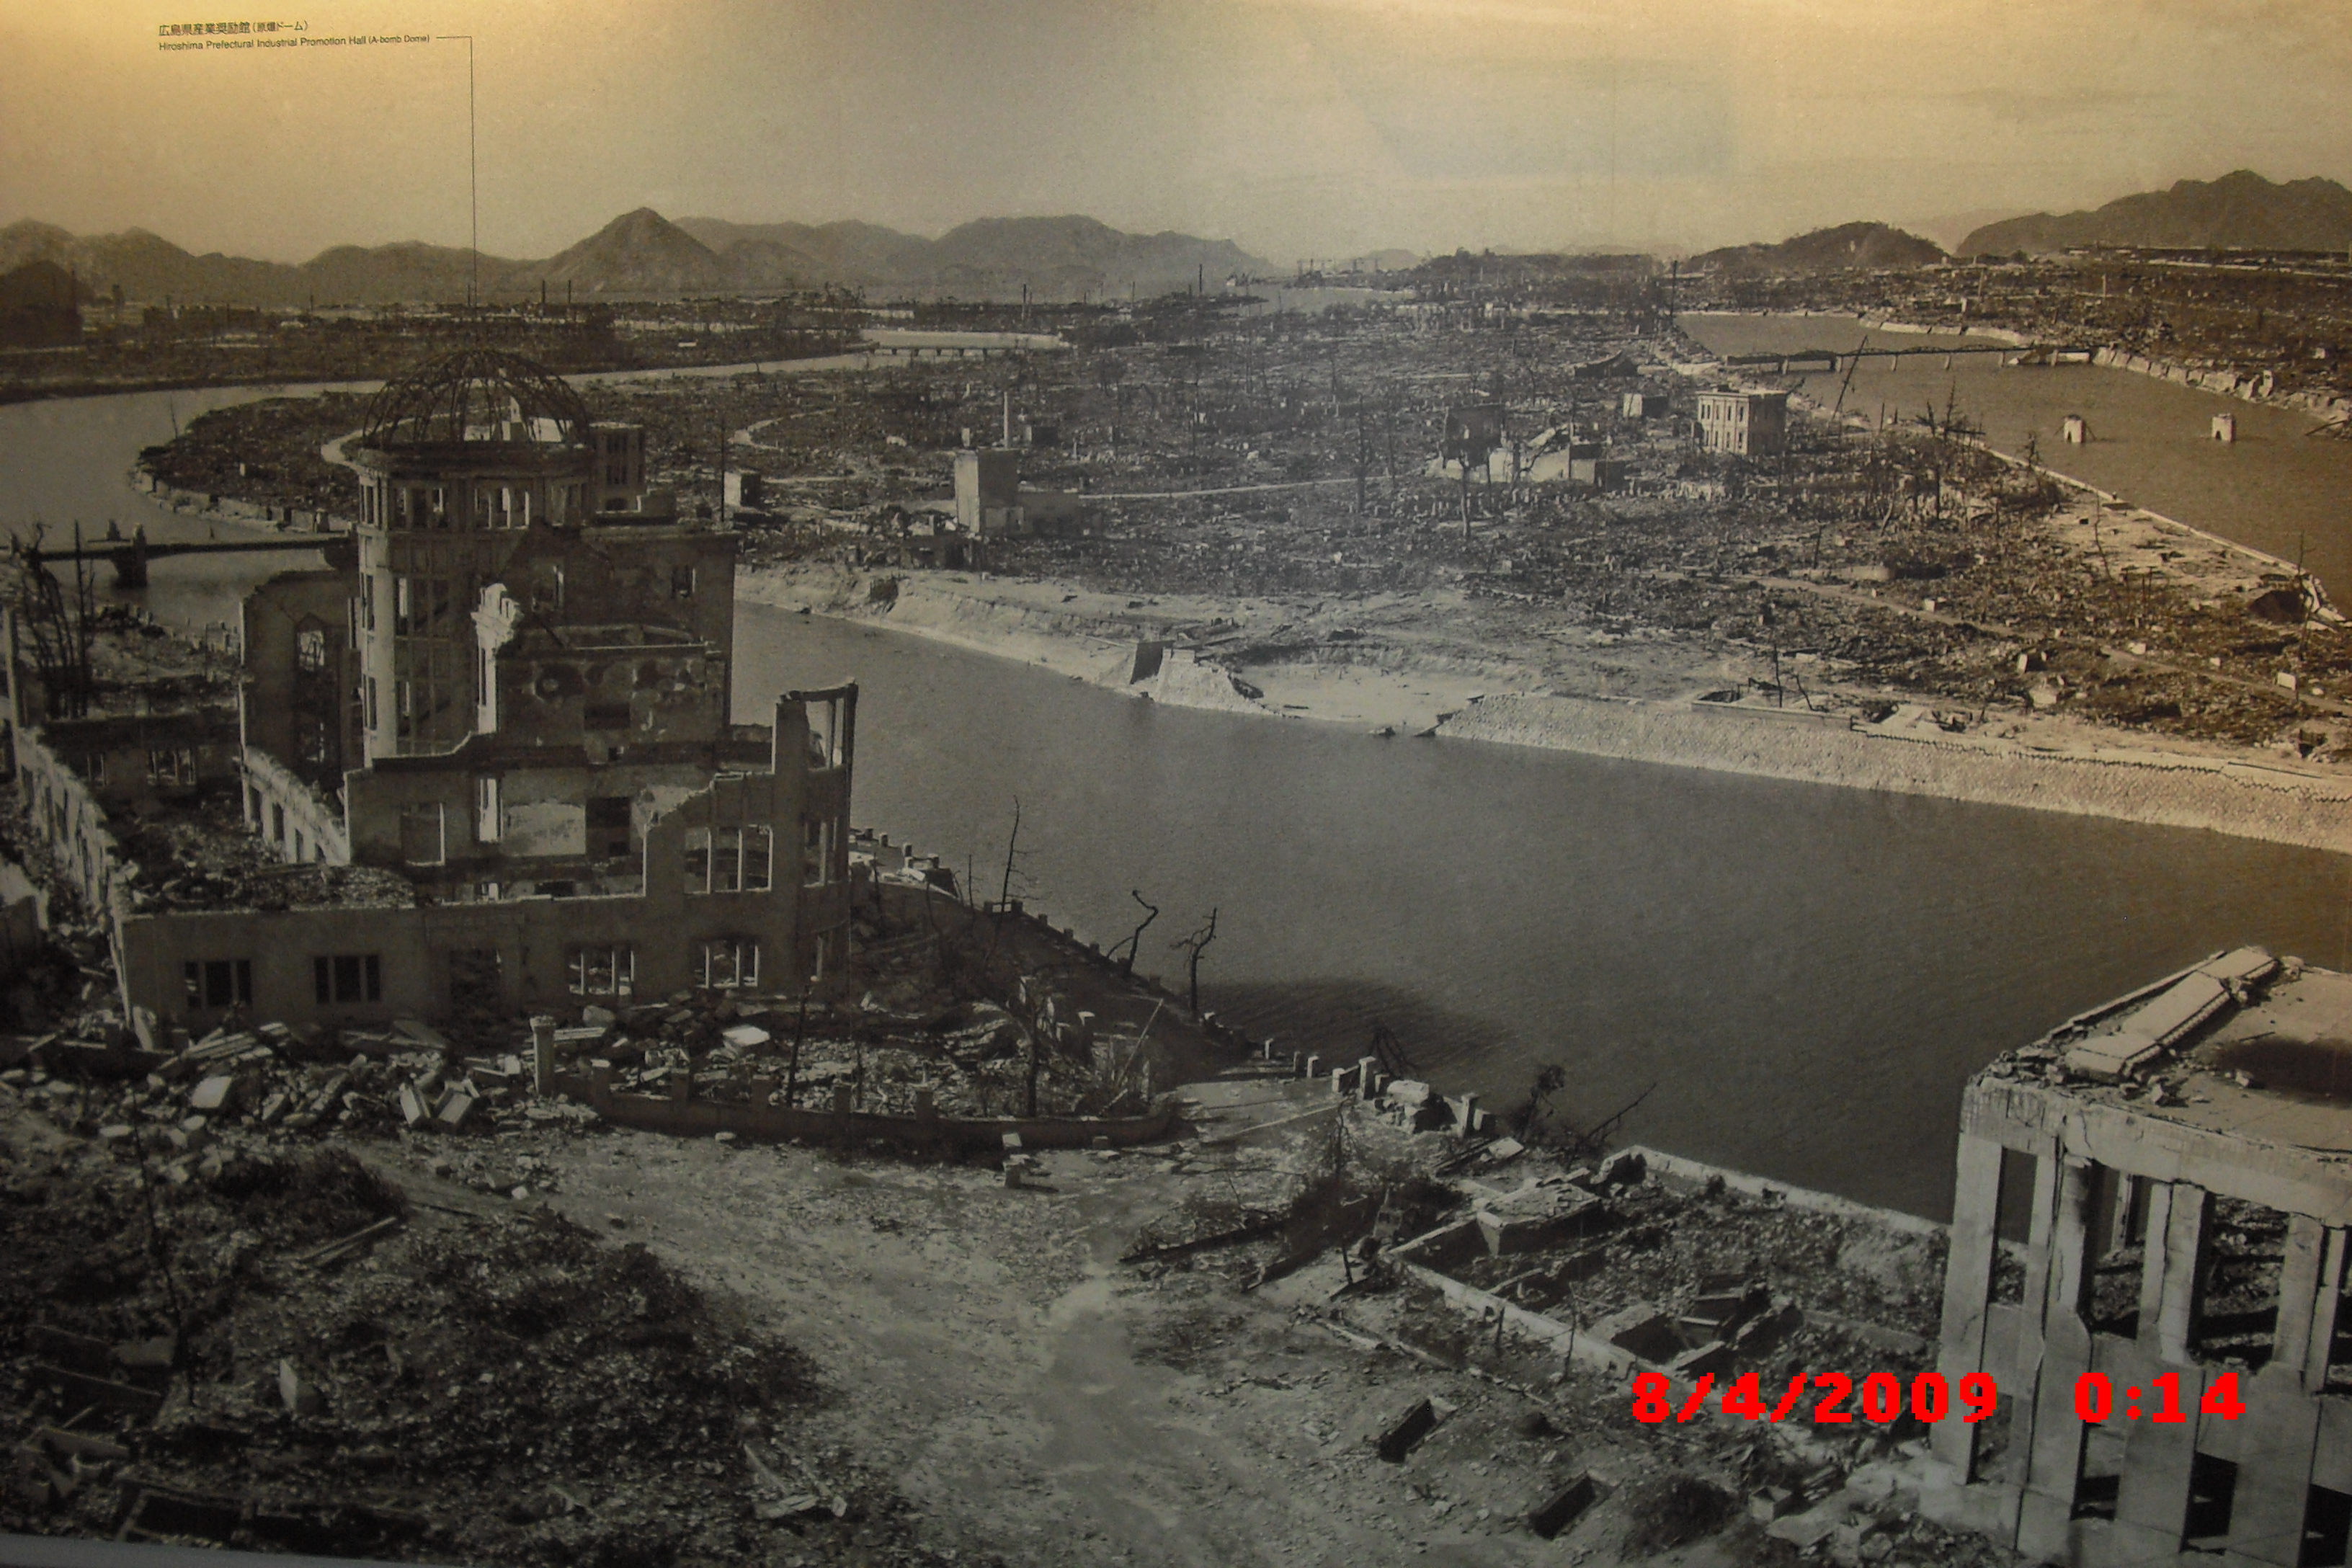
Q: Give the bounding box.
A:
[17,530,341,587]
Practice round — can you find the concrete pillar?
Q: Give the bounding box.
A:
[2017,1159,2097,1562]
[2301,1226,2348,1390]
[672,1070,692,1102]
[2151,1182,2209,1363]
[1302,1054,1321,1082]
[2110,1348,2207,1559]
[833,1084,855,1115]
[1332,1066,1355,1097]
[914,1084,936,1120]
[1453,1094,1480,1138]
[530,1015,556,1096]
[1933,1135,2006,1484]
[1358,1057,1381,1100]
[2103,1172,2137,1255]
[2136,1180,2176,1348]
[2275,1214,2331,1379]
[2223,1366,2325,1567]
[589,1062,613,1100]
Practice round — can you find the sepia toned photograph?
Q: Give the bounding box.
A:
[1,4,2349,1565]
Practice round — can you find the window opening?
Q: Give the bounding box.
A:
[567,945,635,997]
[183,958,253,1010]
[312,953,383,1005]
[698,938,759,989]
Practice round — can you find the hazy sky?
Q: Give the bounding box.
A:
[6,0,2351,263]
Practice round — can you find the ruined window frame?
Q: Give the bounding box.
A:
[802,815,834,887]
[476,775,501,843]
[697,937,760,990]
[312,953,383,1006]
[182,957,252,1011]
[566,945,635,997]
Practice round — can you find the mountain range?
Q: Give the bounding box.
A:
[1689,221,1946,276]
[1959,171,2352,256]
[0,209,1270,306]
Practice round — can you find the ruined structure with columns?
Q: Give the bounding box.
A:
[1925,946,2351,1567]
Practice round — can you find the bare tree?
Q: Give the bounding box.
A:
[1172,908,1219,1016]
[1110,889,1159,972]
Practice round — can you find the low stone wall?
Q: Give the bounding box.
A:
[558,1067,1181,1154]
[127,467,346,534]
[1439,692,2352,852]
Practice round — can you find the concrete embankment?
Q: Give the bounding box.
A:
[1439,692,2352,853]
[739,570,1268,716]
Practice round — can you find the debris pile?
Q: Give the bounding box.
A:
[112,799,415,914]
[1,1012,599,1185]
[0,1140,978,1566]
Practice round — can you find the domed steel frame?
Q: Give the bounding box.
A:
[360,348,592,448]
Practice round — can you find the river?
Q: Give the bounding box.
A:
[1680,312,2352,599]
[5,375,2348,1220]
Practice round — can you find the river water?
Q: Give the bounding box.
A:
[1680,312,2352,600]
[6,375,2348,1219]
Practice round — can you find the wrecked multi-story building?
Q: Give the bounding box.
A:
[1695,389,1788,457]
[1925,946,2351,1567]
[12,349,857,1040]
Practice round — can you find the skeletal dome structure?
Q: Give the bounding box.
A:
[359,348,592,449]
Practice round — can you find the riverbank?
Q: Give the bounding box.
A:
[1688,308,2352,427]
[744,560,2352,854]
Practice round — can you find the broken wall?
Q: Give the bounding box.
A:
[241,747,349,865]
[1926,1077,2352,1567]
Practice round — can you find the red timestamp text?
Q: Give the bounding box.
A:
[1632,1371,2000,1426]
[2072,1371,2245,1423]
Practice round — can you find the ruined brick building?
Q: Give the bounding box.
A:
[1926,947,2351,1567]
[12,349,856,1038]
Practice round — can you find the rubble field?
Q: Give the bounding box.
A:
[0,1108,974,1567]
[4,1001,2034,1567]
[164,302,2352,775]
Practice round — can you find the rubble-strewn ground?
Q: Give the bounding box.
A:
[0,1108,972,1567]
[5,1037,2027,1567]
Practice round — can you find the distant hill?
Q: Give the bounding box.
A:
[0,218,518,306]
[1692,221,1946,276]
[0,209,1268,306]
[1960,171,2352,256]
[680,212,1265,298]
[514,208,729,297]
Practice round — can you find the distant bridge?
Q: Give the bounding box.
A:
[18,534,339,587]
[1721,343,2032,375]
